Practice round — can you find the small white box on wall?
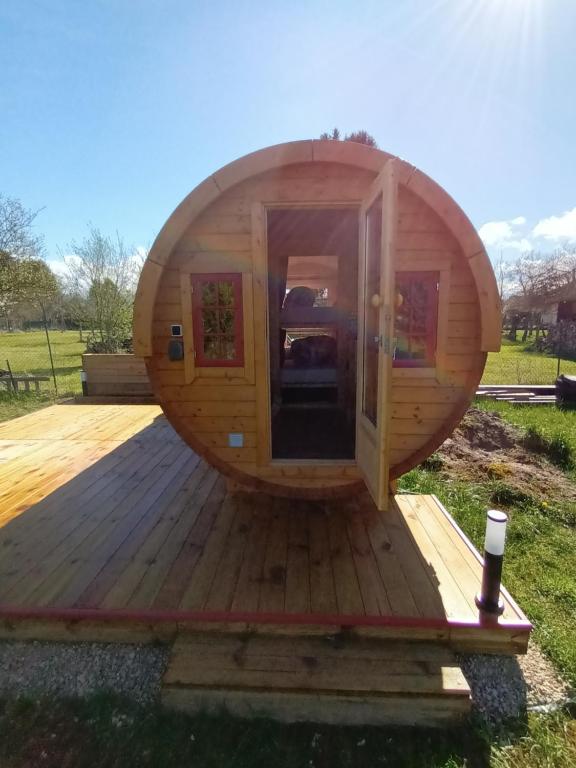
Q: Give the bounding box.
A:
[228,433,244,448]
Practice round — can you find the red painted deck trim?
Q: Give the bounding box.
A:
[0,605,532,632]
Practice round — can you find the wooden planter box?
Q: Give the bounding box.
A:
[82,354,152,398]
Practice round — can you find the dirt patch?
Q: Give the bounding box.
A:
[433,408,576,503]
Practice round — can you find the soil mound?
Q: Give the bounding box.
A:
[434,408,576,503]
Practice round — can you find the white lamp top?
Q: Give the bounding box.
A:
[485,509,508,556]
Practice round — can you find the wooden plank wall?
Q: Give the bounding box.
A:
[148,162,482,489]
[83,354,152,398]
[390,188,480,468]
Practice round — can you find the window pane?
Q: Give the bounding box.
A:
[407,336,427,359]
[203,336,220,359]
[218,281,235,306]
[221,337,236,360]
[202,281,217,306]
[219,309,234,333]
[393,273,438,366]
[362,195,382,426]
[192,273,243,367]
[202,309,218,334]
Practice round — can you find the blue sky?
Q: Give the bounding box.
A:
[1,0,575,273]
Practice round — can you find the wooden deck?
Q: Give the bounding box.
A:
[0,404,531,652]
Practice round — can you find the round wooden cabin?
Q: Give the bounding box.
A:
[133,140,501,509]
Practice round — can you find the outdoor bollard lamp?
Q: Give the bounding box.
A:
[475,509,508,616]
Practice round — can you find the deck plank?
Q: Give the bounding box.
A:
[258,498,289,614]
[20,442,189,607]
[285,507,311,614]
[346,506,392,616]
[414,494,519,621]
[74,452,201,609]
[0,440,167,599]
[176,488,239,611]
[327,507,365,616]
[204,494,254,611]
[384,500,448,619]
[362,498,420,618]
[308,507,338,614]
[230,494,270,612]
[394,495,475,619]
[125,467,219,610]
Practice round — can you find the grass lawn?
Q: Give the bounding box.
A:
[0,392,56,423]
[0,693,573,768]
[0,330,85,397]
[482,338,576,385]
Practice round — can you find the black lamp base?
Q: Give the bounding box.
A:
[475,593,505,616]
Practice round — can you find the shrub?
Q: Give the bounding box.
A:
[85,336,132,354]
[549,436,574,470]
[420,453,443,472]
[487,462,512,479]
[490,482,533,507]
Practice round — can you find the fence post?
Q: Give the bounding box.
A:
[41,303,58,397]
[5,360,16,392]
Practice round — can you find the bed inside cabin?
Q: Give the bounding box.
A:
[267,208,359,460]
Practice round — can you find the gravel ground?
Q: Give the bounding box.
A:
[460,642,574,722]
[0,638,572,723]
[0,641,169,705]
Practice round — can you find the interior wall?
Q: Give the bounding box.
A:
[266,208,358,460]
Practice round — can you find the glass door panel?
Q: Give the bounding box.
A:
[362,193,382,426]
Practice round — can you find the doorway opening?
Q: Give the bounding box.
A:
[267,208,359,460]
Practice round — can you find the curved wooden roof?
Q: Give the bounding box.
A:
[134,140,501,355]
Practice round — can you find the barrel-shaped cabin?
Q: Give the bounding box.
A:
[134,140,501,509]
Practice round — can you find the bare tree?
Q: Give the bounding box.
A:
[505,248,576,341]
[0,194,59,329]
[512,249,576,297]
[62,228,141,351]
[0,194,44,259]
[320,127,341,141]
[319,128,378,148]
[493,251,514,303]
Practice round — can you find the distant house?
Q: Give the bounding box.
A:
[554,281,576,322]
[505,279,576,327]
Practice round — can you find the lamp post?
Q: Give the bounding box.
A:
[475,510,508,616]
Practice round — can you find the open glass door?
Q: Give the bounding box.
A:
[356,160,397,510]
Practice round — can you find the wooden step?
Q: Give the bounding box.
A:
[161,633,471,727]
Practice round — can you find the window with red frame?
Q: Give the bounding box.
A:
[191,274,244,367]
[393,272,439,367]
